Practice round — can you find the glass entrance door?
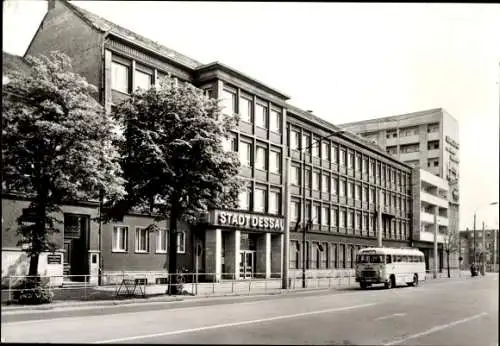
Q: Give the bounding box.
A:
[239,251,255,279]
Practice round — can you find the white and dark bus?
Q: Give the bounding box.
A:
[355,247,426,289]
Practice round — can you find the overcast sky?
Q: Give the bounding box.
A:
[3,0,500,230]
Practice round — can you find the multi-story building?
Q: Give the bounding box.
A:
[338,108,460,263]
[411,168,450,271]
[2,0,414,285]
[459,228,499,272]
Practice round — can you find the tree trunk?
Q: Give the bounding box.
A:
[28,189,47,278]
[447,250,450,278]
[167,209,178,295]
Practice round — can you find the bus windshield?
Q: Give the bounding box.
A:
[357,255,384,264]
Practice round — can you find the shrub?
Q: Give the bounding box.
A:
[12,276,53,305]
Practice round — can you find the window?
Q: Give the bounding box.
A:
[135,70,152,90]
[302,134,311,153]
[270,109,281,133]
[239,96,252,122]
[222,89,237,116]
[304,169,311,189]
[427,140,440,150]
[111,61,129,93]
[331,177,338,195]
[355,213,361,230]
[387,146,397,155]
[331,209,338,227]
[347,211,354,229]
[363,186,368,202]
[254,188,266,213]
[370,188,375,204]
[340,149,346,166]
[356,155,362,171]
[340,210,346,228]
[363,215,368,231]
[321,207,329,226]
[347,181,353,198]
[386,129,397,138]
[347,152,354,168]
[255,103,268,128]
[238,189,250,210]
[239,141,252,167]
[156,229,167,253]
[400,126,419,137]
[312,139,320,158]
[177,231,185,253]
[331,146,338,164]
[291,166,300,186]
[112,226,128,252]
[135,227,149,253]
[362,158,368,173]
[255,146,267,170]
[312,172,320,191]
[290,130,300,150]
[270,150,281,174]
[355,184,361,200]
[322,175,329,193]
[427,123,439,133]
[291,201,300,222]
[400,143,420,153]
[312,205,320,224]
[269,190,280,215]
[222,134,237,152]
[340,180,346,197]
[321,142,329,161]
[427,158,439,167]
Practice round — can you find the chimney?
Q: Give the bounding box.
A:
[48,0,56,11]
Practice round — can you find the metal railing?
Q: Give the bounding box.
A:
[1,268,472,305]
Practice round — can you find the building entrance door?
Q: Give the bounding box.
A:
[239,251,255,279]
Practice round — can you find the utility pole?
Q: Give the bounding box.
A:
[433,206,438,279]
[473,213,477,265]
[482,222,486,275]
[282,156,290,289]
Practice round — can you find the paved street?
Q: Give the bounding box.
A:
[1,274,497,345]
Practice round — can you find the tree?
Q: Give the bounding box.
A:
[109,77,241,294]
[443,230,459,278]
[2,51,126,277]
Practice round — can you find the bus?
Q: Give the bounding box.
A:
[355,247,426,289]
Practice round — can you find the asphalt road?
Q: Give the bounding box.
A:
[1,275,498,345]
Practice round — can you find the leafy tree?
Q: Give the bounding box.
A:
[109,77,241,294]
[2,51,126,277]
[443,230,459,278]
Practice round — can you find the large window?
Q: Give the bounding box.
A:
[269,150,281,174]
[156,229,167,253]
[291,201,300,222]
[111,61,129,93]
[312,139,320,158]
[340,149,346,166]
[331,177,338,195]
[322,174,329,193]
[112,226,128,252]
[135,69,152,90]
[400,126,419,137]
[347,211,353,229]
[270,109,281,133]
[321,142,329,161]
[339,210,346,228]
[222,89,237,116]
[239,141,252,167]
[290,130,300,150]
[427,123,439,133]
[312,205,320,224]
[331,209,338,227]
[254,188,266,213]
[400,143,420,153]
[347,152,353,168]
[255,103,268,128]
[340,180,346,197]
[355,184,361,200]
[427,140,440,150]
[302,134,311,153]
[135,227,149,253]
[356,155,362,171]
[331,146,338,163]
[256,146,267,170]
[291,166,300,186]
[347,181,353,198]
[177,231,185,253]
[238,189,250,210]
[239,96,252,122]
[222,134,237,152]
[321,207,329,226]
[312,172,320,191]
[269,190,280,215]
[362,158,368,173]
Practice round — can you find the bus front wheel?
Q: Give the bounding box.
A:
[385,275,395,289]
[360,282,368,289]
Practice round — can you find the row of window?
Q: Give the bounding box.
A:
[238,187,281,215]
[289,242,366,270]
[222,88,282,133]
[111,60,162,94]
[112,226,185,254]
[385,123,440,139]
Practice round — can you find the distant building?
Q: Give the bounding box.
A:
[459,229,499,272]
[338,109,460,258]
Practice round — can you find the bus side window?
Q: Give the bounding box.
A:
[386,255,392,264]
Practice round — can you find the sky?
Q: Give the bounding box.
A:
[3,0,500,230]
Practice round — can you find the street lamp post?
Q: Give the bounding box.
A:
[473,201,498,274]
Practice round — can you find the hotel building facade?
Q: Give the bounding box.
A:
[2,0,414,285]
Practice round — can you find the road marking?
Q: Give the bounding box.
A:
[375,313,407,321]
[383,312,488,346]
[94,303,378,344]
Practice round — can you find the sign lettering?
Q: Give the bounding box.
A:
[445,136,460,149]
[47,254,62,264]
[215,211,284,232]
